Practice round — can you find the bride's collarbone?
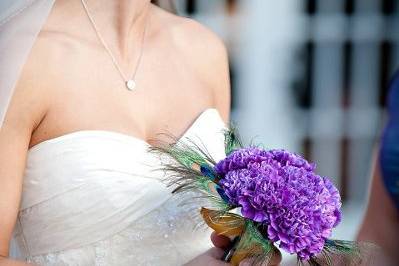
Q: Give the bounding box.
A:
[25,12,218,150]
[26,55,212,149]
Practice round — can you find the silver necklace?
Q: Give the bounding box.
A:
[80,0,150,91]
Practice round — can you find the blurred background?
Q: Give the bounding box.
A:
[171,0,399,263]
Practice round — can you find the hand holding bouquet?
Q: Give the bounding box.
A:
[152,128,376,266]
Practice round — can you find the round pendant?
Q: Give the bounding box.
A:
[126,79,136,91]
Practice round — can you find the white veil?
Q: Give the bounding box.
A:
[0,0,55,257]
[0,0,55,128]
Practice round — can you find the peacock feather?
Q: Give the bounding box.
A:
[150,128,380,266]
[149,133,230,210]
[295,240,382,266]
[223,125,244,155]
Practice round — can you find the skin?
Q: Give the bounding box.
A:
[207,233,282,266]
[0,0,231,264]
[357,153,399,265]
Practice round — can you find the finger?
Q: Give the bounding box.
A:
[238,259,252,266]
[269,248,282,265]
[208,248,231,266]
[211,231,231,249]
[207,247,226,260]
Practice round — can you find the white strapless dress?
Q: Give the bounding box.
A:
[12,108,227,266]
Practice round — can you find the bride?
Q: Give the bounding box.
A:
[0,0,240,265]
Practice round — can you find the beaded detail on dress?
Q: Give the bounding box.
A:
[26,196,212,266]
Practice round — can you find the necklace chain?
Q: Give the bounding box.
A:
[80,0,150,90]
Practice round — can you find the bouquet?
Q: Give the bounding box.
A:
[152,128,375,266]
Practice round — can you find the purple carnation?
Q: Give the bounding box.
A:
[215,148,342,260]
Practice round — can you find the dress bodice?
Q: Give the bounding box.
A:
[13,108,227,265]
[380,72,399,210]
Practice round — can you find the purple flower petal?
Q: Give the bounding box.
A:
[215,147,343,260]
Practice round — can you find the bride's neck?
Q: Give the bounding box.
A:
[80,0,152,59]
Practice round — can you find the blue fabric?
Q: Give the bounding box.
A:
[380,71,399,210]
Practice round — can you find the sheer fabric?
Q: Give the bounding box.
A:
[0,0,55,126]
[0,0,55,257]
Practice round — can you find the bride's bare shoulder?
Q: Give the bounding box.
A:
[153,6,231,119]
[153,6,227,59]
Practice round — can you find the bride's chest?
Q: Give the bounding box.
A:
[28,38,212,148]
[16,110,226,258]
[22,109,226,211]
